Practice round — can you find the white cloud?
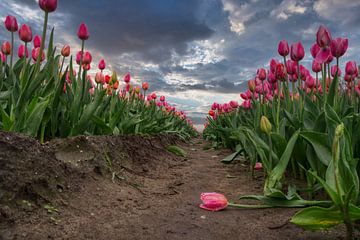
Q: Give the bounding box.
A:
[271,0,307,20]
[313,0,360,23]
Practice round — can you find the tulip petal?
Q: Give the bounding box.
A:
[315,48,331,64]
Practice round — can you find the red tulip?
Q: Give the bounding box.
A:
[61,45,70,57]
[39,0,57,12]
[19,24,32,43]
[160,95,165,102]
[98,59,106,70]
[209,110,215,116]
[82,51,92,65]
[312,60,322,73]
[18,45,29,58]
[124,73,131,83]
[310,43,320,59]
[32,47,45,62]
[330,38,348,58]
[290,42,304,62]
[278,40,289,57]
[1,42,11,55]
[257,68,266,81]
[199,192,228,211]
[316,25,332,48]
[305,75,315,89]
[4,15,18,32]
[331,65,342,77]
[76,51,82,64]
[105,75,111,84]
[83,63,91,71]
[142,82,149,91]
[151,92,157,99]
[345,61,357,76]
[77,23,89,40]
[33,35,41,48]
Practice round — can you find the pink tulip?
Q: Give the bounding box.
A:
[82,51,92,64]
[229,100,238,108]
[325,53,333,64]
[254,162,262,170]
[286,60,296,75]
[310,43,320,59]
[19,24,32,43]
[305,75,315,89]
[151,92,157,99]
[18,45,29,58]
[0,53,6,63]
[330,38,348,58]
[316,25,332,48]
[160,95,165,102]
[267,70,276,84]
[257,68,266,81]
[61,45,70,57]
[248,80,256,92]
[1,42,11,55]
[312,60,322,73]
[331,65,342,77]
[83,63,91,71]
[345,61,357,76]
[39,0,57,12]
[344,74,352,83]
[275,63,286,80]
[4,15,18,32]
[76,51,82,64]
[32,47,45,62]
[98,59,106,70]
[124,73,131,83]
[199,192,228,211]
[95,72,104,84]
[290,42,304,62]
[142,82,149,90]
[77,23,89,40]
[278,40,289,57]
[315,47,332,64]
[33,35,41,48]
[270,59,278,73]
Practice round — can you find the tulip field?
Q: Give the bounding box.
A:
[1,1,360,240]
[203,25,360,239]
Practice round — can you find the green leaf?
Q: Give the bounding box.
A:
[166,145,187,157]
[300,131,331,165]
[24,98,49,137]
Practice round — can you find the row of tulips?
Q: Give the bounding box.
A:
[203,25,360,239]
[0,0,197,142]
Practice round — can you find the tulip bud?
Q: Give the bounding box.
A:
[200,192,228,211]
[305,75,315,89]
[142,82,149,91]
[278,40,289,57]
[19,24,32,43]
[61,44,70,57]
[1,41,11,55]
[331,65,341,77]
[18,45,29,58]
[124,73,131,83]
[290,42,305,62]
[4,15,18,32]
[160,95,165,102]
[330,38,348,58]
[345,61,357,76]
[82,63,90,71]
[229,100,238,108]
[77,23,89,40]
[316,25,332,48]
[257,68,266,81]
[95,72,104,84]
[270,59,278,73]
[113,81,119,90]
[310,43,320,59]
[111,71,118,84]
[76,51,82,65]
[134,86,141,94]
[82,51,92,65]
[98,59,106,70]
[260,116,272,135]
[39,0,57,13]
[33,35,41,48]
[0,53,6,63]
[312,60,322,73]
[32,47,45,62]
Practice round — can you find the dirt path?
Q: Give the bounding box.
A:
[0,135,346,239]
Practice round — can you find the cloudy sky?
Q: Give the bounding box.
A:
[2,0,360,125]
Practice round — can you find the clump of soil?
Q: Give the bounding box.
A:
[0,131,354,239]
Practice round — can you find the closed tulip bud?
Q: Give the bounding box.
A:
[33,35,41,48]
[316,25,332,48]
[260,116,272,135]
[76,51,82,65]
[310,43,320,59]
[113,81,119,90]
[278,40,289,57]
[134,86,141,94]
[305,75,315,89]
[209,110,215,117]
[229,100,238,108]
[312,60,322,73]
[151,92,157,100]
[32,47,45,62]
[290,42,305,62]
[39,0,57,13]
[111,71,118,84]
[331,65,341,77]
[330,38,348,58]
[98,59,105,70]
[105,75,111,84]
[83,63,90,71]
[95,72,104,84]
[0,53,6,63]
[18,45,29,58]
[160,95,165,102]
[270,59,278,73]
[19,24,32,43]
[4,15,18,32]
[124,73,131,83]
[1,41,11,55]
[257,68,266,81]
[77,23,89,40]
[345,61,357,76]
[248,80,256,92]
[142,82,149,91]
[82,51,92,64]
[275,63,286,81]
[61,45,70,57]
[316,47,332,64]
[200,192,228,212]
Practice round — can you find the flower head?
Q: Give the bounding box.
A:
[199,192,228,211]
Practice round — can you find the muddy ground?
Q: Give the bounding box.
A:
[0,131,352,239]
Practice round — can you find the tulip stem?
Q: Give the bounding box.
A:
[35,11,48,74]
[59,56,65,76]
[78,40,84,81]
[10,32,14,73]
[228,203,272,209]
[276,81,282,134]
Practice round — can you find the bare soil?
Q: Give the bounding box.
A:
[0,131,351,239]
